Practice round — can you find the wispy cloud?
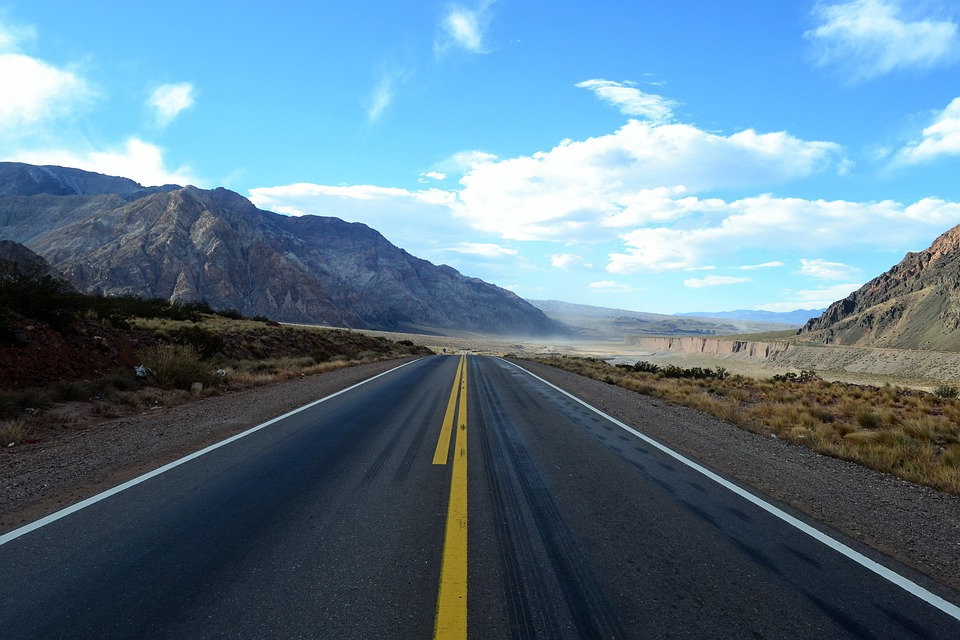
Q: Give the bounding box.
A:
[799,258,862,280]
[435,1,495,56]
[576,79,676,124]
[147,83,195,127]
[895,96,960,164]
[589,280,643,293]
[683,275,750,289]
[806,0,960,81]
[448,242,517,257]
[740,261,785,270]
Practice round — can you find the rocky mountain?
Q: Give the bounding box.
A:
[800,224,960,350]
[0,163,561,336]
[0,239,66,282]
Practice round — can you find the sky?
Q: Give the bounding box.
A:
[3,1,960,315]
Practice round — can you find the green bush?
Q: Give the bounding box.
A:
[138,345,216,390]
[935,385,959,399]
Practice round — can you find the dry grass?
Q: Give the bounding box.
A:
[536,357,960,495]
[0,419,31,445]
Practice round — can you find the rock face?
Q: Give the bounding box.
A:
[800,224,960,350]
[0,163,560,335]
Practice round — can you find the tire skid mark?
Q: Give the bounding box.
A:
[479,363,627,639]
[474,373,560,639]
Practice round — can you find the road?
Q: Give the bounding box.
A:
[1,355,959,638]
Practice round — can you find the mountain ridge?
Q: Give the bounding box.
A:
[0,163,561,336]
[800,223,960,350]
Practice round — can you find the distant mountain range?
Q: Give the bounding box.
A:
[801,224,960,350]
[527,300,796,340]
[0,162,560,336]
[679,309,824,326]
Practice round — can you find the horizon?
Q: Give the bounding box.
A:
[3,2,960,315]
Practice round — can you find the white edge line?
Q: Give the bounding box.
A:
[500,358,960,622]
[0,358,421,547]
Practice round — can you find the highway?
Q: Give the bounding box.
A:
[1,355,959,638]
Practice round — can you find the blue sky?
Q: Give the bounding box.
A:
[3,1,960,314]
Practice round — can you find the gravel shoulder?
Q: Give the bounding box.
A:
[2,356,959,599]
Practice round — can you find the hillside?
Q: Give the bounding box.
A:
[0,163,560,336]
[800,224,960,350]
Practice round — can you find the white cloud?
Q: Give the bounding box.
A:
[551,254,592,270]
[895,96,960,164]
[589,280,642,293]
[683,275,750,289]
[0,52,94,133]
[448,242,517,257]
[436,1,495,55]
[807,0,960,81]
[607,195,960,274]
[14,138,201,187]
[367,70,405,123]
[760,283,864,312]
[799,258,862,280]
[438,150,498,175]
[419,171,447,183]
[147,83,195,127]
[576,79,676,123]
[0,18,35,51]
[453,119,841,241]
[248,182,463,251]
[740,261,785,270]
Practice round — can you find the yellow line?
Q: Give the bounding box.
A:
[434,356,468,639]
[433,355,464,465]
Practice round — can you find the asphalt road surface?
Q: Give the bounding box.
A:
[2,355,959,638]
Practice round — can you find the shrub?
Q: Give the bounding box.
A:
[138,344,216,390]
[935,385,959,399]
[0,419,30,445]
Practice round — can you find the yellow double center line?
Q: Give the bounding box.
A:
[433,355,468,639]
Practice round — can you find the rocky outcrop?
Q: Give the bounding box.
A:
[799,224,960,350]
[627,336,792,359]
[0,163,561,336]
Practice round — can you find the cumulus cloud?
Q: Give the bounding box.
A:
[0,18,94,134]
[453,119,841,241]
[14,138,201,187]
[684,275,750,289]
[799,258,862,280]
[147,83,195,127]
[436,1,495,55]
[551,254,592,270]
[607,195,960,273]
[576,79,676,123]
[895,96,960,164]
[807,0,960,81]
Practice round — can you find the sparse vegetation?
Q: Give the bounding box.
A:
[535,356,960,495]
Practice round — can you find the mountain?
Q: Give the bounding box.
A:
[528,299,792,339]
[680,309,823,326]
[800,224,960,350]
[0,163,560,336]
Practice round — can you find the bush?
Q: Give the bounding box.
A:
[138,345,216,390]
[935,385,959,399]
[169,325,226,358]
